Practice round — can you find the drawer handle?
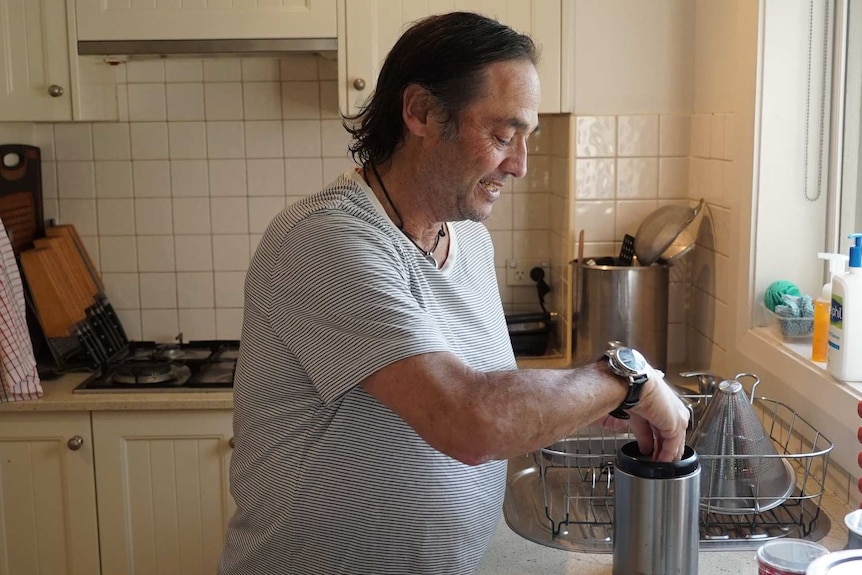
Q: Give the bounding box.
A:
[67,436,84,451]
[48,84,64,97]
[353,78,366,90]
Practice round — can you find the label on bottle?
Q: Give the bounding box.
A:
[832,295,844,326]
[829,295,844,350]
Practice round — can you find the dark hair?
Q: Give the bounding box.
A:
[344,12,539,167]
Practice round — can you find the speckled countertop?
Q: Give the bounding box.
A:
[2,367,853,574]
[478,489,851,574]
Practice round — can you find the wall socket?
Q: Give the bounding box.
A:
[505,259,550,287]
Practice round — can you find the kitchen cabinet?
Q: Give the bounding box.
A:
[337,0,572,116]
[75,0,337,41]
[0,0,73,121]
[0,412,100,575]
[92,410,235,575]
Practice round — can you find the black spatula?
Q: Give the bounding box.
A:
[617,234,636,265]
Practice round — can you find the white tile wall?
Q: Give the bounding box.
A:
[1,59,692,359]
[687,112,735,370]
[572,113,693,365]
[0,55,355,341]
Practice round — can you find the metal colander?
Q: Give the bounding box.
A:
[690,376,796,514]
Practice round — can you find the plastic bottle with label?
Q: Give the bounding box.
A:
[813,252,848,362]
[827,233,862,382]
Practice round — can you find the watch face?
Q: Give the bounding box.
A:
[615,347,647,373]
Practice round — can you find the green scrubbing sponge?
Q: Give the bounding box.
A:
[764,280,801,312]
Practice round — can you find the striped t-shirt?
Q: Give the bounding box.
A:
[219,171,517,575]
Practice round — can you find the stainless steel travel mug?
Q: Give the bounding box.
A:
[613,441,700,575]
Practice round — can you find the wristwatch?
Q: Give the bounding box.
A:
[604,341,650,419]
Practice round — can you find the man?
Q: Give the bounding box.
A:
[219,12,688,575]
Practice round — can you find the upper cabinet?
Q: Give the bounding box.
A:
[0,0,72,121]
[338,0,572,116]
[75,0,338,41]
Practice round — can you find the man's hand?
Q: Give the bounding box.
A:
[625,366,690,462]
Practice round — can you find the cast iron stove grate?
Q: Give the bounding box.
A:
[74,339,239,393]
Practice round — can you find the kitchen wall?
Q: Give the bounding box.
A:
[0,54,568,344]
[569,0,697,366]
[0,6,700,365]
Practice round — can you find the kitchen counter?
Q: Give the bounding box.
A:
[3,365,853,575]
[478,487,852,574]
[0,371,233,411]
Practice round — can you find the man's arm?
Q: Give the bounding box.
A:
[361,351,689,465]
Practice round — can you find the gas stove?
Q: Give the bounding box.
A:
[73,340,239,393]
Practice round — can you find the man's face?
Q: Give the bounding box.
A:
[418,59,541,222]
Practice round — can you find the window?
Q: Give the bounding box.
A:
[740,0,861,482]
[839,0,862,248]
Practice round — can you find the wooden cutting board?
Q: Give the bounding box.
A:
[0,144,44,255]
[34,237,95,315]
[45,224,104,292]
[19,248,84,338]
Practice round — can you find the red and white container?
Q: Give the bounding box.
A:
[756,539,829,575]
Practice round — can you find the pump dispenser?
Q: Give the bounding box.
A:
[813,252,849,362]
[827,233,862,382]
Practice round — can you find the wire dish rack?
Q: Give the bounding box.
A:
[504,393,834,552]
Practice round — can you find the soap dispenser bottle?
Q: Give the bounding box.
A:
[828,233,862,382]
[813,252,848,362]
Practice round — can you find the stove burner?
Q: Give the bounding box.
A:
[73,339,240,393]
[112,360,174,385]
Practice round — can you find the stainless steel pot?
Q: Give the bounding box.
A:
[573,260,668,369]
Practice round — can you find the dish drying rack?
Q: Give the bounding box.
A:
[529,394,834,552]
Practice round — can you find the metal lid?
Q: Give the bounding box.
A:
[805,550,862,574]
[615,441,699,479]
[633,198,704,266]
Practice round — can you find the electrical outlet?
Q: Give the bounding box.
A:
[505,259,550,287]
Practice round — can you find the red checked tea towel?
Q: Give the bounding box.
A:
[0,216,41,401]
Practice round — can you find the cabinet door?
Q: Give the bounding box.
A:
[93,410,235,575]
[339,0,564,116]
[76,0,337,41]
[0,412,100,575]
[0,0,72,121]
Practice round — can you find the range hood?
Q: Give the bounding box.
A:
[77,38,338,58]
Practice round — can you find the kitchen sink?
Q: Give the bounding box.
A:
[503,396,833,553]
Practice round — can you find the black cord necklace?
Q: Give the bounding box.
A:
[369,163,446,267]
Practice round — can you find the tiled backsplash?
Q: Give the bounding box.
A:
[0,55,708,364]
[5,56,355,342]
[571,114,694,365]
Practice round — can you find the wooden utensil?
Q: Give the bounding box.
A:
[578,229,585,264]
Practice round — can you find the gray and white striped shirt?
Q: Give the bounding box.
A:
[220,171,517,575]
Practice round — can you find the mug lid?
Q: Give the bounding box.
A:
[755,539,829,572]
[616,441,699,479]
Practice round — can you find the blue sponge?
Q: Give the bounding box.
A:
[773,294,814,337]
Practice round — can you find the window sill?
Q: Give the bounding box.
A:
[739,327,861,483]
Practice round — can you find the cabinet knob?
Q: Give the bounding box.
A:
[67,436,84,451]
[229,437,235,449]
[48,84,64,98]
[353,78,366,91]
